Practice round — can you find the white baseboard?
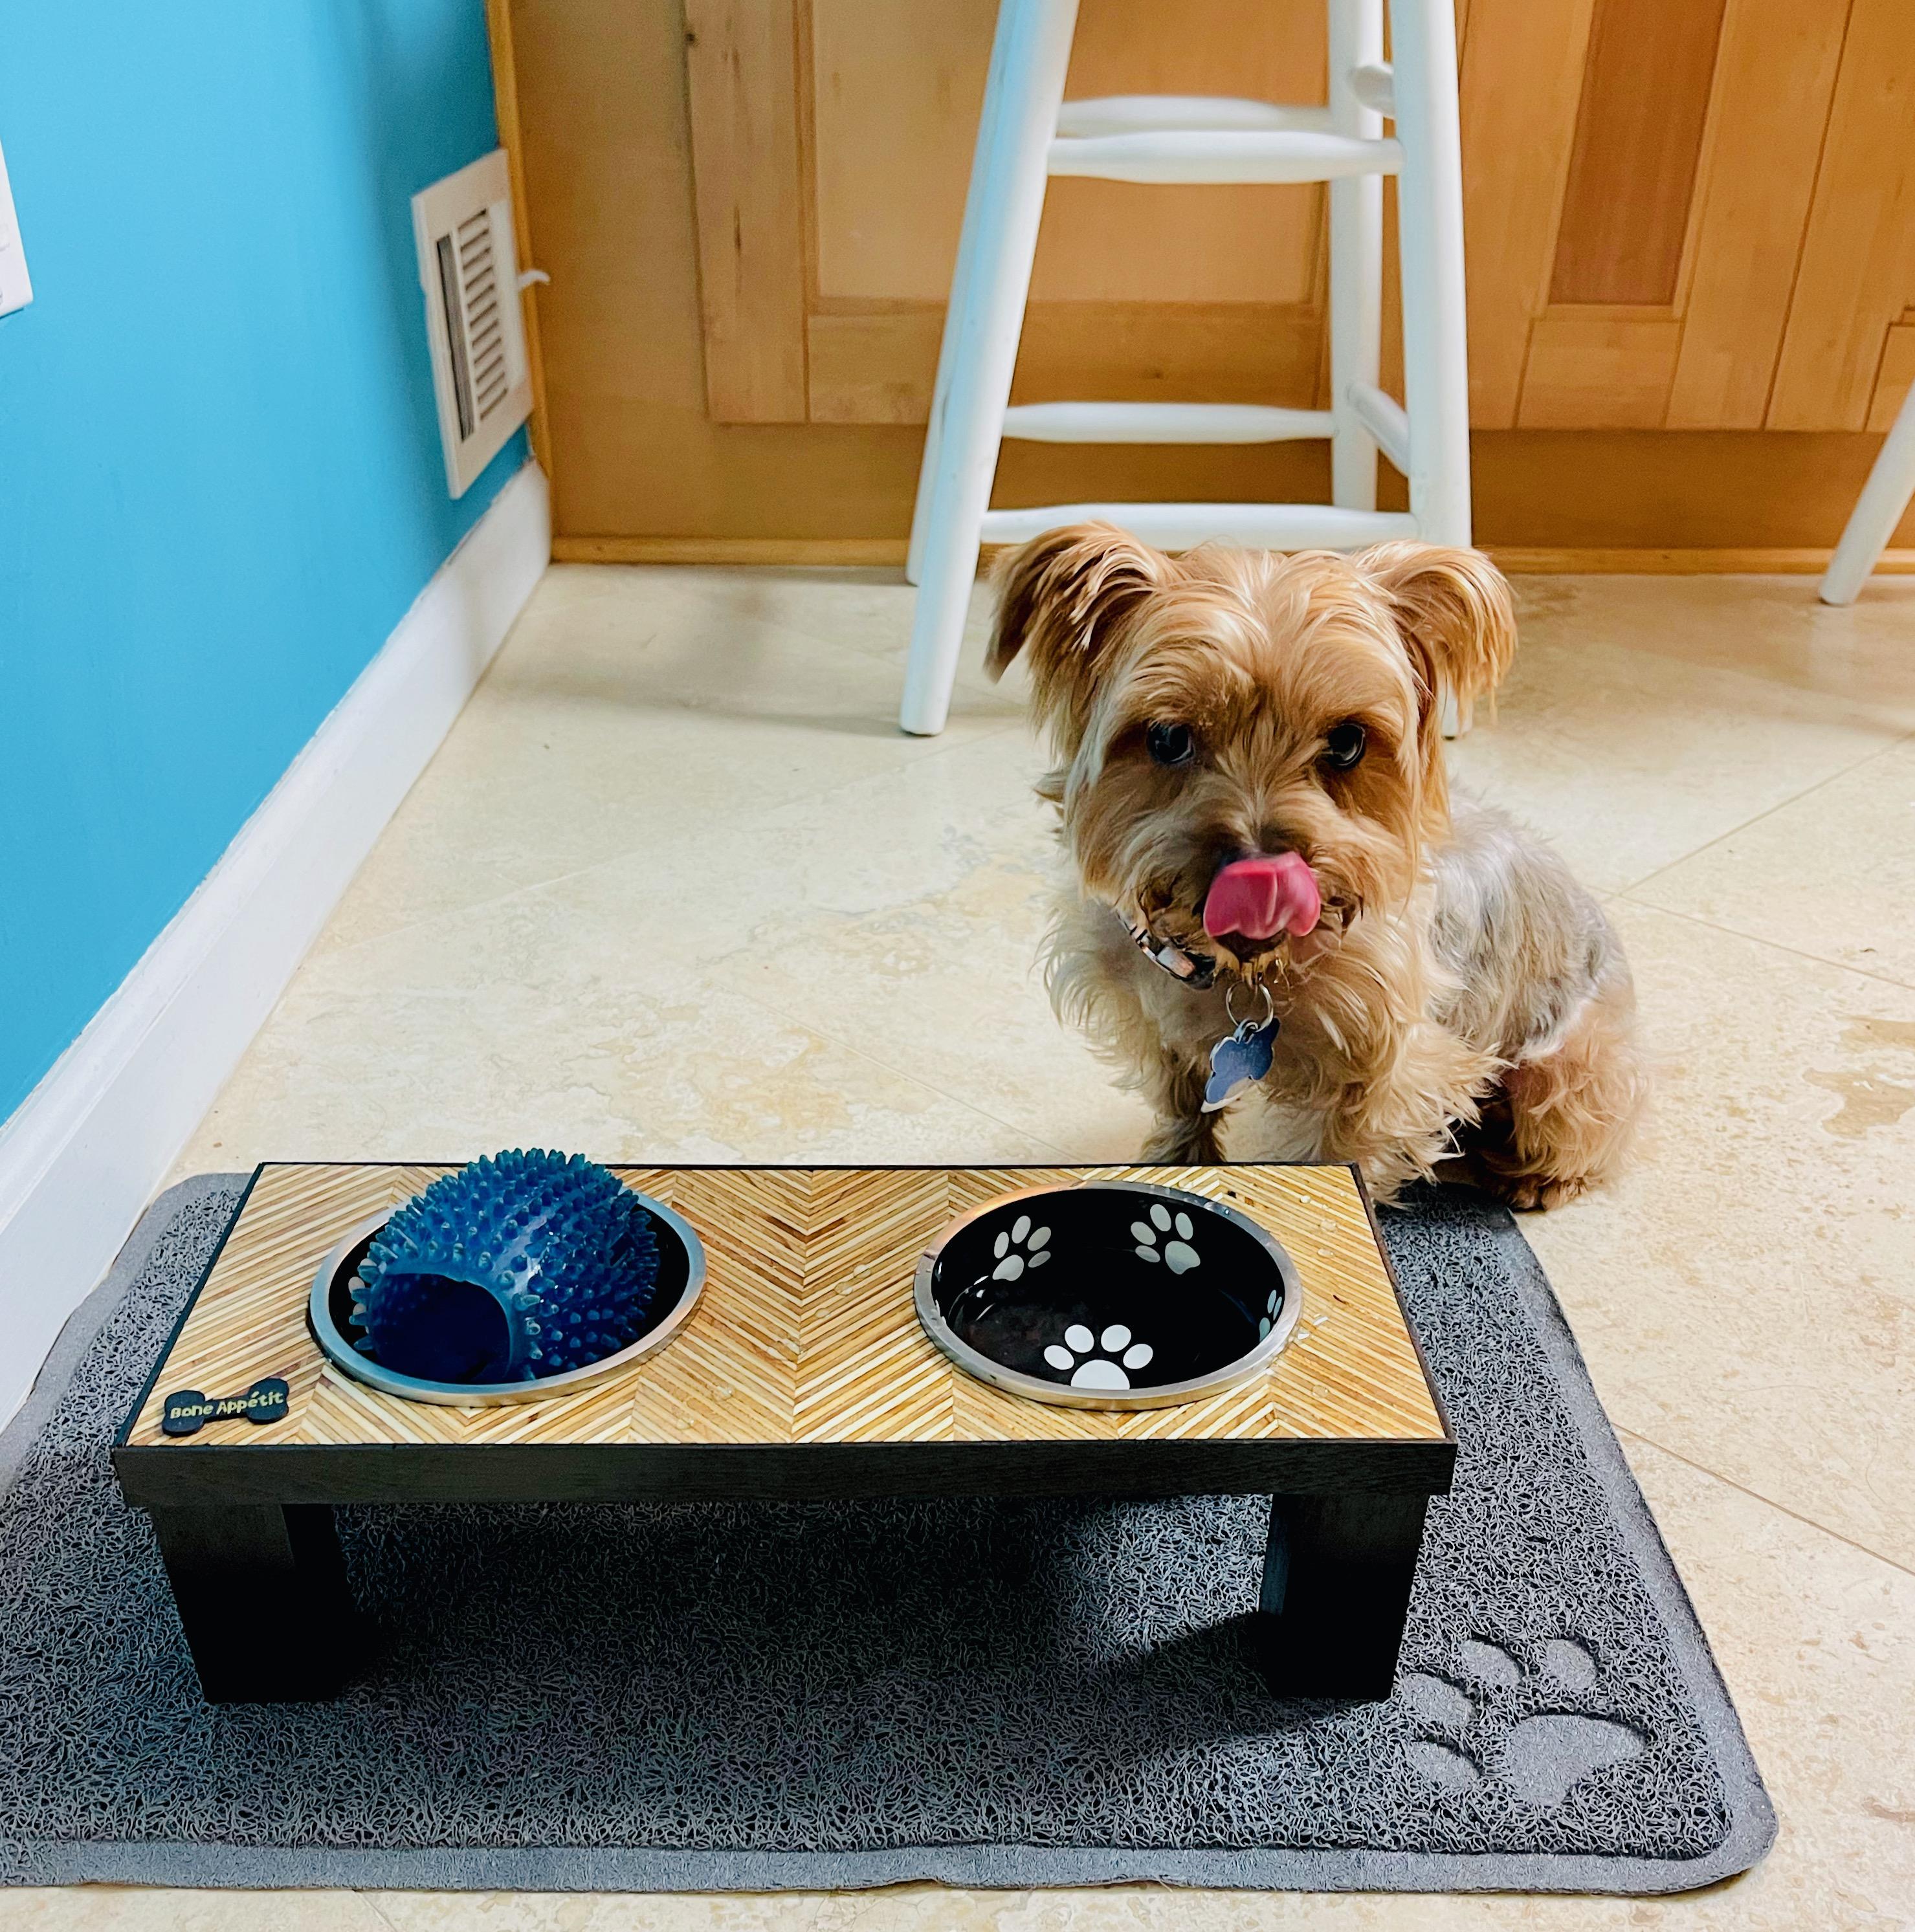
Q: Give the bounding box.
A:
[0,460,551,1429]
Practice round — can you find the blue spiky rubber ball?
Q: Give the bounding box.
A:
[350,1149,661,1384]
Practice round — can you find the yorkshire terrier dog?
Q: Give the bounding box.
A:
[990,523,1645,1207]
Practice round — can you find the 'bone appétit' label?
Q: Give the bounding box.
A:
[161,1378,291,1436]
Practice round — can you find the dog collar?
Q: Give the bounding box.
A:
[1123,912,1218,991]
[1120,909,1278,1108]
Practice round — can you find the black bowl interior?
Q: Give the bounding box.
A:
[929,1185,1287,1394]
[320,1204,694,1387]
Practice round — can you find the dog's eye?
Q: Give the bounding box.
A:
[1322,721,1367,771]
[1146,723,1197,768]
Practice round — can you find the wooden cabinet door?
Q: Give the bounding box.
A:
[685,0,1333,428]
[681,0,1915,437]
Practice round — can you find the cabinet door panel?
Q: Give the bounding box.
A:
[679,0,1907,433]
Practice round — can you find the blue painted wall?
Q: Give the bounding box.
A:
[0,1,526,1121]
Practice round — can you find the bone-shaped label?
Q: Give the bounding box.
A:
[161,1378,291,1436]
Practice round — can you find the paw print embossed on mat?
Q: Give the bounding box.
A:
[1402,1637,1646,1808]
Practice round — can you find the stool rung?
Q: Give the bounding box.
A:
[1002,402,1334,445]
[979,503,1418,551]
[1048,129,1400,185]
[1350,63,1396,115]
[1056,96,1334,138]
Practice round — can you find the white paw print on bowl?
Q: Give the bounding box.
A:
[991,1214,1052,1282]
[1259,1286,1281,1338]
[1132,1202,1201,1274]
[1045,1323,1155,1390]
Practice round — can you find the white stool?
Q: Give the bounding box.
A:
[900,0,1471,736]
[1819,382,1915,606]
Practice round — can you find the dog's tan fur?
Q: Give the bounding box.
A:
[988,523,1646,1206]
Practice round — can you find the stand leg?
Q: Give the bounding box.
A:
[1254,1492,1428,1700]
[149,1503,363,1702]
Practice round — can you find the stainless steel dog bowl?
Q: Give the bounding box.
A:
[307,1191,706,1405]
[913,1180,1301,1410]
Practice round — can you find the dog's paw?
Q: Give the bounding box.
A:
[1399,1636,1646,1807]
[1505,1176,1590,1212]
[1478,1163,1597,1213]
[1043,1321,1155,1390]
[1131,1202,1201,1273]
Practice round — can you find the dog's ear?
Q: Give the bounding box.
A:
[988,523,1171,743]
[1354,542,1516,734]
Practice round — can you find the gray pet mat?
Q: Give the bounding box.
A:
[0,1173,1772,1894]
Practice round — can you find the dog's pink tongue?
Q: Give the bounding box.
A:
[1203,852,1321,942]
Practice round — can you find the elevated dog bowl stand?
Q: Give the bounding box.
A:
[115,1161,1455,1704]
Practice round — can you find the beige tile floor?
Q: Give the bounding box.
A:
[18,569,1915,1929]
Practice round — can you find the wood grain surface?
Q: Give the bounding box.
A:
[683,0,810,422]
[493,0,1915,549]
[124,1163,1444,1454]
[1548,0,1729,308]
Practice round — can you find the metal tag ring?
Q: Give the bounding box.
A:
[1225,979,1275,1031]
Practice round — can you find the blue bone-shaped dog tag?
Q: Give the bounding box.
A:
[1202,1017,1278,1113]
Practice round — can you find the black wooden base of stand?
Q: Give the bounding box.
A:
[1251,1493,1430,1700]
[149,1504,364,1702]
[148,1491,1430,1705]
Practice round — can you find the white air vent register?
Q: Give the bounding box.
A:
[413,150,535,498]
[0,135,33,318]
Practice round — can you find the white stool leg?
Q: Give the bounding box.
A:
[1821,384,1915,605]
[1390,0,1470,553]
[1329,0,1384,512]
[908,130,987,587]
[900,0,1080,736]
[906,314,958,586]
[1390,0,1471,738]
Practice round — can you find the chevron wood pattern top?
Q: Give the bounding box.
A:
[125,1163,1444,1452]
